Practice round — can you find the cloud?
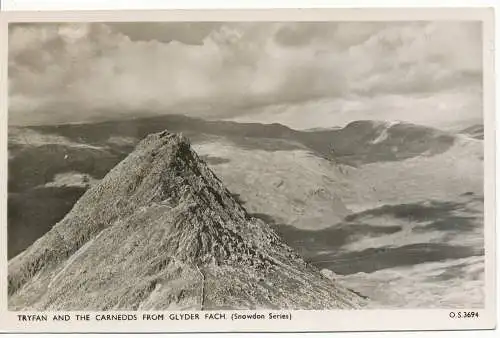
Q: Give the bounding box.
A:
[107,22,221,45]
[273,22,382,48]
[8,21,482,127]
[227,87,483,131]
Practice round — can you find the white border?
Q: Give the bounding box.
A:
[0,0,498,11]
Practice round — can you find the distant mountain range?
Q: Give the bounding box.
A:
[459,124,484,140]
[9,115,479,257]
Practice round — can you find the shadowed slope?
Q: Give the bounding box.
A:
[8,131,365,310]
[297,120,456,165]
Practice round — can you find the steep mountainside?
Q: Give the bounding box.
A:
[8,131,365,310]
[7,119,344,256]
[7,117,476,256]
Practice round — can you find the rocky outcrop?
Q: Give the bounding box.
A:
[8,131,366,310]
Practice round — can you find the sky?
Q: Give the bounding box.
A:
[8,21,483,130]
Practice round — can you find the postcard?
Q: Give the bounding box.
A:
[0,7,496,333]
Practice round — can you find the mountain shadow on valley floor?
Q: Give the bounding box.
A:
[345,200,480,223]
[254,197,483,276]
[312,243,484,275]
[346,199,483,235]
[269,221,403,259]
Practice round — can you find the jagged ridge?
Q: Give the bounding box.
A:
[8,131,366,310]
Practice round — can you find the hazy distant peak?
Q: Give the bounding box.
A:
[342,119,451,134]
[304,126,342,132]
[458,124,484,140]
[344,120,405,129]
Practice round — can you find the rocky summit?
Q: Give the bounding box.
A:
[8,131,366,310]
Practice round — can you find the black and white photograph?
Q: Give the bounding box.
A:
[1,7,496,333]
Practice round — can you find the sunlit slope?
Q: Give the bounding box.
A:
[8,131,365,310]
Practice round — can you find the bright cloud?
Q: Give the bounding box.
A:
[8,21,482,128]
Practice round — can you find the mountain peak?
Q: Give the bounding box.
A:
[9,130,365,310]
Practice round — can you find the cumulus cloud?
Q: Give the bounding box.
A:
[108,22,220,45]
[8,21,482,128]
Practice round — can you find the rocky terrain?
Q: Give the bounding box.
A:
[8,131,366,310]
[8,116,485,308]
[7,116,471,254]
